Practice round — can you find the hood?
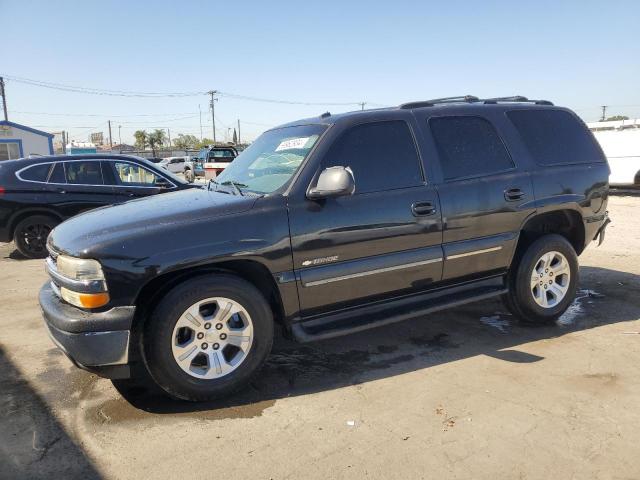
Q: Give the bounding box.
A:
[49,188,257,257]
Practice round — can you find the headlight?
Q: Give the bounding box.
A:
[56,255,105,281]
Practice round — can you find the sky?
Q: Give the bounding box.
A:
[2,0,639,145]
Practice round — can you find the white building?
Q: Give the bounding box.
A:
[0,120,54,161]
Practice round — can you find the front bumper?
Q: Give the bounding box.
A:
[39,283,135,378]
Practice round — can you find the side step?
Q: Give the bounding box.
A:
[291,276,507,342]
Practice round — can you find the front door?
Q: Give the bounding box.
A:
[288,119,444,317]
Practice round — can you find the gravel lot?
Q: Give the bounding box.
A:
[1,194,639,480]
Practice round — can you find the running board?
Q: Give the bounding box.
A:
[291,276,507,342]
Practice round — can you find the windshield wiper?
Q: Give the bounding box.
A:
[221,180,247,196]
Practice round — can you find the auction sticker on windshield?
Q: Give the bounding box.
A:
[275,137,310,151]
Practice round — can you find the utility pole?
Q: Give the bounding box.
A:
[0,77,8,121]
[199,104,203,141]
[118,125,122,146]
[108,120,113,149]
[208,90,218,144]
[359,102,366,111]
[167,128,171,147]
[600,106,607,122]
[237,119,241,145]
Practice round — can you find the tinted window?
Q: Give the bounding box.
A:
[20,163,51,182]
[113,162,159,186]
[48,162,66,183]
[323,121,422,194]
[430,116,514,181]
[507,109,604,165]
[65,161,104,185]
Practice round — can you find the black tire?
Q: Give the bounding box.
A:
[13,215,58,259]
[502,234,579,325]
[141,274,274,401]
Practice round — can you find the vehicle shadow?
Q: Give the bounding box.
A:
[0,346,102,480]
[114,265,640,417]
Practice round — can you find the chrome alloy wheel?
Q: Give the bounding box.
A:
[530,251,571,308]
[171,297,254,379]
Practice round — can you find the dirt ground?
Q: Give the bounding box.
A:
[1,194,639,480]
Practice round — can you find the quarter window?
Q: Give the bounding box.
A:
[20,163,51,182]
[113,162,159,186]
[322,121,423,194]
[65,161,104,185]
[429,116,514,181]
[507,109,605,165]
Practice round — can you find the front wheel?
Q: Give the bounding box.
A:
[184,169,195,183]
[502,234,579,325]
[142,274,274,401]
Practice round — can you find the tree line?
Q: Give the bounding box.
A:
[133,129,239,155]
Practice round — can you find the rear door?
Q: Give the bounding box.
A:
[421,113,535,280]
[288,117,444,317]
[51,160,119,217]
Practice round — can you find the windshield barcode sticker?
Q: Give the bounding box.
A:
[275,137,310,151]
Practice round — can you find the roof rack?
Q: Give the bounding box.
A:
[399,95,479,109]
[482,96,554,106]
[399,95,553,109]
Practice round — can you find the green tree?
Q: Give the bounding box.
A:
[148,129,167,156]
[173,134,199,150]
[133,130,148,150]
[605,115,629,122]
[196,138,214,149]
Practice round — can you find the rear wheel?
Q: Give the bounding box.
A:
[142,274,273,401]
[13,215,58,259]
[502,234,578,325]
[184,169,195,183]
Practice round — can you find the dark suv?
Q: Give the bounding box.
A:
[0,154,195,258]
[40,96,610,401]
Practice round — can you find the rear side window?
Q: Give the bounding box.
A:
[20,163,51,182]
[507,109,604,165]
[429,116,514,181]
[113,162,159,186]
[65,161,104,185]
[323,120,423,194]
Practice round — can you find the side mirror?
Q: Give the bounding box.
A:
[155,177,171,189]
[307,166,355,200]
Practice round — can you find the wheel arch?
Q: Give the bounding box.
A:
[515,209,586,259]
[133,259,286,333]
[9,208,64,239]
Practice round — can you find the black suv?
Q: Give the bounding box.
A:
[0,154,196,258]
[40,96,610,401]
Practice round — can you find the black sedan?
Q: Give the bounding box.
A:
[0,154,199,258]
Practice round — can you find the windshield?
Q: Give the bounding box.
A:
[214,124,326,194]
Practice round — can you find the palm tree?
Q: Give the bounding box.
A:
[147,129,167,157]
[133,130,148,150]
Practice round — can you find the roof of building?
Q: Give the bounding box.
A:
[0,120,55,138]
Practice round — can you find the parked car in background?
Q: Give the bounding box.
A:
[40,96,610,402]
[195,145,238,179]
[159,156,205,182]
[0,154,198,258]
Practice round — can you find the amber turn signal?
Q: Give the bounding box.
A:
[60,288,110,309]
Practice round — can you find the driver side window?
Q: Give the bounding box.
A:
[322,120,423,194]
[112,162,160,186]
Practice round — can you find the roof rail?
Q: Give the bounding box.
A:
[482,96,554,106]
[399,95,479,110]
[399,95,554,109]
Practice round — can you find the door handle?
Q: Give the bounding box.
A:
[504,188,525,202]
[412,201,436,216]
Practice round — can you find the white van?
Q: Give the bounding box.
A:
[589,120,640,186]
